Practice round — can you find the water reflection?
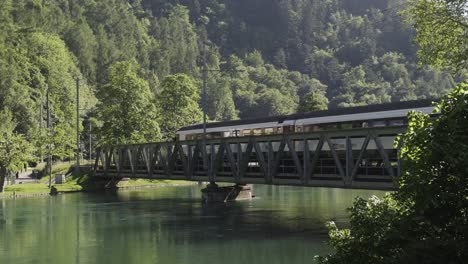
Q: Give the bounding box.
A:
[0,185,386,264]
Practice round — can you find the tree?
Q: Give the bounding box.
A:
[63,20,98,83]
[318,1,468,260]
[273,48,287,69]
[298,91,329,112]
[318,79,468,264]
[151,5,199,77]
[0,110,33,192]
[330,66,390,108]
[407,0,468,72]
[206,78,238,121]
[26,32,92,160]
[157,73,203,139]
[95,61,161,145]
[204,48,238,121]
[256,89,295,117]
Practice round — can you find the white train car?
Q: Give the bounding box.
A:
[176,99,437,141]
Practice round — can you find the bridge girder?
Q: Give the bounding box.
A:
[94,127,406,190]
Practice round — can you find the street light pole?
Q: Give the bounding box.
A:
[76,78,80,171]
[89,122,92,161]
[39,102,43,163]
[202,42,208,169]
[47,90,52,188]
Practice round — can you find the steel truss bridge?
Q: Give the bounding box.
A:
[93,126,406,190]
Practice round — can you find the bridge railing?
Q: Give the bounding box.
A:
[94,126,406,190]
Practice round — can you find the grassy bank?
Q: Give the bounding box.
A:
[1,184,51,197]
[52,174,195,194]
[115,179,195,188]
[1,170,195,199]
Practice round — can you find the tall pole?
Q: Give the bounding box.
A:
[39,102,43,162]
[76,78,80,171]
[47,90,52,188]
[89,122,92,161]
[202,42,208,170]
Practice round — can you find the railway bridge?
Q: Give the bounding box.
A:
[93,126,405,193]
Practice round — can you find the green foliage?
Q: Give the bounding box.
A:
[141,0,458,109]
[319,195,405,264]
[95,61,161,145]
[318,79,468,263]
[397,81,468,230]
[204,48,238,121]
[0,110,33,192]
[319,2,467,258]
[407,0,468,72]
[0,0,464,171]
[158,74,203,139]
[151,5,199,78]
[0,110,33,171]
[331,66,391,108]
[226,53,329,118]
[206,78,239,121]
[26,32,90,159]
[298,91,329,112]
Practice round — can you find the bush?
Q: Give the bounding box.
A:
[318,80,468,264]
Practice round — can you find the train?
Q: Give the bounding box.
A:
[176,99,436,141]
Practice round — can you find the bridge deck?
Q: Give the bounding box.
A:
[94,127,406,190]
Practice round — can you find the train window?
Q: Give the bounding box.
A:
[370,120,387,127]
[304,125,321,132]
[322,123,338,130]
[296,126,303,132]
[253,128,262,135]
[352,122,363,128]
[339,123,353,129]
[283,125,295,133]
[232,130,241,137]
[216,132,226,138]
[388,119,404,126]
[303,125,312,132]
[275,127,283,134]
[264,128,274,135]
[243,129,251,136]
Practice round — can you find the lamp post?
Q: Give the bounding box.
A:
[76,77,95,165]
[202,42,208,169]
[76,78,80,172]
[89,122,92,161]
[47,89,52,188]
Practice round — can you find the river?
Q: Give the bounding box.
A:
[0,185,385,264]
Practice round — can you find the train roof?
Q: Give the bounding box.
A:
[178,99,437,132]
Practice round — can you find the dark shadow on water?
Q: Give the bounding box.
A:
[79,188,330,244]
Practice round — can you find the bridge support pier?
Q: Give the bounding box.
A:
[201,182,253,203]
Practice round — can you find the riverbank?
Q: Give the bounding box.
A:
[0,173,195,199]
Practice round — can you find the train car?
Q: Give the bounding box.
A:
[176,99,437,141]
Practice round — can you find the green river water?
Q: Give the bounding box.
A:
[0,185,385,264]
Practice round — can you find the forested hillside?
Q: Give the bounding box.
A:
[0,0,464,158]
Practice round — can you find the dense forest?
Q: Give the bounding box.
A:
[0,0,465,162]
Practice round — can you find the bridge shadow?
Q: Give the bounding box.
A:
[83,188,330,244]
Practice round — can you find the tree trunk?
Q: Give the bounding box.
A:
[0,167,6,193]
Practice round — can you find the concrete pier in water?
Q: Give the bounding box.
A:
[201,183,253,203]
